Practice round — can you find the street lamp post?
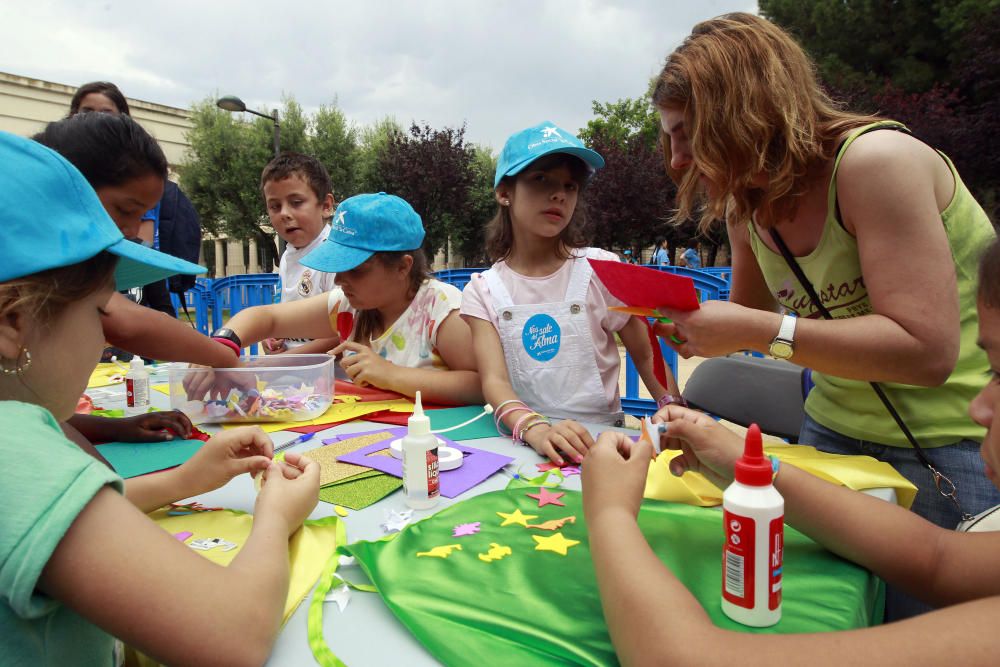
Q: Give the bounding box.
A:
[216,95,281,157]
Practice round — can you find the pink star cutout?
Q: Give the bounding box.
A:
[527,487,566,507]
[560,466,581,477]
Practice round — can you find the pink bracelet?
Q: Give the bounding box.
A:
[495,404,532,436]
[212,337,241,358]
[512,411,543,444]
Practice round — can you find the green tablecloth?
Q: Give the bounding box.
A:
[344,488,883,666]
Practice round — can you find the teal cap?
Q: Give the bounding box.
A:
[0,131,205,290]
[302,192,425,273]
[494,121,604,187]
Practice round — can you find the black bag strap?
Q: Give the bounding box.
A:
[768,225,971,520]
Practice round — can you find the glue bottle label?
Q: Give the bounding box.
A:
[426,448,440,499]
[769,517,783,611]
[722,509,755,608]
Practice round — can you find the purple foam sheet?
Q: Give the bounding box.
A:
[335,427,513,498]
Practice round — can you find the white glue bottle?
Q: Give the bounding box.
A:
[402,391,440,509]
[124,357,150,417]
[721,423,783,627]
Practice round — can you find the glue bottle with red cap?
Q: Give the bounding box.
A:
[721,423,783,627]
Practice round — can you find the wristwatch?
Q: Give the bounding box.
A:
[768,314,797,360]
[211,327,243,356]
[657,393,688,409]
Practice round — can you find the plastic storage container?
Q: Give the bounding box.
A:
[169,354,336,424]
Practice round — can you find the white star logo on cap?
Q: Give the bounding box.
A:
[334,210,346,227]
[541,126,561,138]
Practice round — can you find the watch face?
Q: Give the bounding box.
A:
[770,341,793,359]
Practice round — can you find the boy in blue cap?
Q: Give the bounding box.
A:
[0,131,320,664]
[462,121,680,466]
[213,193,482,405]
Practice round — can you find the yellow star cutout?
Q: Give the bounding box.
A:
[532,532,580,556]
[496,508,538,527]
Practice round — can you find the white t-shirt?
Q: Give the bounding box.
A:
[326,278,462,370]
[460,248,630,408]
[278,225,336,349]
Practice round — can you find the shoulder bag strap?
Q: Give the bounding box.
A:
[768,226,971,520]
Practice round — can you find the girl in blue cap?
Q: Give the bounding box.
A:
[462,121,679,466]
[210,192,482,405]
[0,132,320,664]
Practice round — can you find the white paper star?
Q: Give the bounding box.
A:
[324,583,351,612]
[381,508,414,533]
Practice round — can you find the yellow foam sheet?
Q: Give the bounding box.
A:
[87,363,125,388]
[146,508,341,624]
[644,440,917,509]
[305,431,397,486]
[221,398,414,433]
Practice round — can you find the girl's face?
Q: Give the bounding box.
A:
[970,300,1000,490]
[77,92,120,115]
[502,163,580,242]
[12,287,115,420]
[334,255,412,312]
[95,172,164,239]
[659,106,694,172]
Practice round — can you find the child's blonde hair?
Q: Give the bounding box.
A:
[0,252,117,326]
[652,12,883,232]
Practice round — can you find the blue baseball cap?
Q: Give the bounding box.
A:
[302,192,425,273]
[494,121,605,187]
[0,132,205,290]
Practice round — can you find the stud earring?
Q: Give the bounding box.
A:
[502,199,510,206]
[0,346,31,376]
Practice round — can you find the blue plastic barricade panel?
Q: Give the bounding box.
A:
[210,274,280,354]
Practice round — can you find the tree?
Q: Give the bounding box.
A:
[578,98,660,150]
[312,102,360,200]
[365,122,477,258]
[454,145,496,267]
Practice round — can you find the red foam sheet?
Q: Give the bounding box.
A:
[588,259,700,311]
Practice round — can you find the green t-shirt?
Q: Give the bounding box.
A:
[749,122,995,447]
[0,401,123,666]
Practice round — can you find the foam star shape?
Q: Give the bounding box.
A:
[496,508,538,527]
[527,487,566,507]
[453,522,481,537]
[532,532,581,556]
[526,516,577,531]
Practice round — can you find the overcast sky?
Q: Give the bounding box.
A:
[3,0,756,151]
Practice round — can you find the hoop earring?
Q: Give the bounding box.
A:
[0,347,31,376]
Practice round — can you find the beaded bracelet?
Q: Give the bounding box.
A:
[511,411,541,443]
[516,416,552,446]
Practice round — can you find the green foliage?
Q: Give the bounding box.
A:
[578,97,660,150]
[311,102,360,200]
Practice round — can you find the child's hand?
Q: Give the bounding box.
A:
[522,419,594,466]
[333,341,394,389]
[582,431,653,523]
[651,405,743,487]
[254,451,320,536]
[178,426,274,496]
[264,338,287,354]
[111,410,193,442]
[182,366,254,402]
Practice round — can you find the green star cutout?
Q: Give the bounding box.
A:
[496,508,538,527]
[532,532,581,556]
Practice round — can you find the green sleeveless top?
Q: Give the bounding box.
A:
[749,121,995,447]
